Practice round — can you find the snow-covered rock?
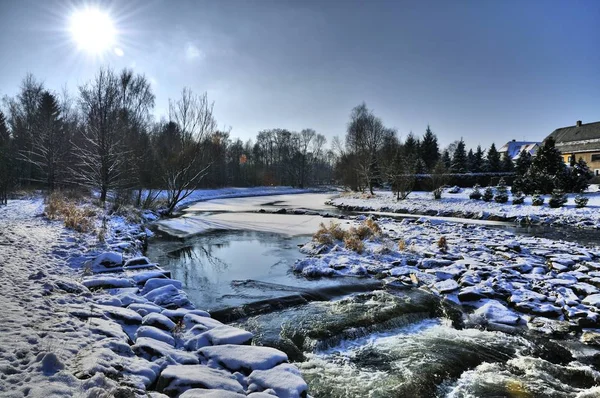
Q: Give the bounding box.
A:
[246,363,308,398]
[199,345,288,374]
[156,365,245,396]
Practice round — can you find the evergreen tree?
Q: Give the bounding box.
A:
[482,186,494,202]
[419,125,439,171]
[486,143,501,172]
[403,132,420,160]
[471,145,485,173]
[451,139,468,173]
[530,137,566,194]
[501,152,514,173]
[413,158,427,174]
[467,149,475,172]
[494,178,508,203]
[441,150,451,169]
[565,157,593,193]
[548,189,567,208]
[469,184,482,200]
[515,149,532,176]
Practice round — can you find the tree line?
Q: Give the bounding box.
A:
[334,103,517,197]
[0,69,334,211]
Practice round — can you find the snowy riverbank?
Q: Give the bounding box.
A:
[295,215,600,339]
[329,186,600,229]
[0,191,311,397]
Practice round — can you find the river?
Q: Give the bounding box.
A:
[146,192,600,397]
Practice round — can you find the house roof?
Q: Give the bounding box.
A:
[547,121,600,153]
[499,141,540,159]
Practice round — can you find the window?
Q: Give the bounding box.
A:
[591,154,600,162]
[596,169,600,177]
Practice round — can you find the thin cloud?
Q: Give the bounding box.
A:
[185,42,202,61]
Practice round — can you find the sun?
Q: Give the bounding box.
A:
[69,7,116,55]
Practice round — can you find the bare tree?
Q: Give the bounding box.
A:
[162,88,216,214]
[345,103,392,194]
[298,128,315,188]
[0,111,12,204]
[73,68,124,202]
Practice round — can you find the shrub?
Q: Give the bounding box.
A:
[433,187,443,200]
[314,222,345,244]
[531,192,544,206]
[512,191,525,205]
[448,185,461,194]
[344,235,364,253]
[548,189,567,208]
[482,187,494,202]
[45,191,96,233]
[575,194,589,208]
[398,239,406,251]
[364,218,382,236]
[469,184,482,200]
[494,178,509,203]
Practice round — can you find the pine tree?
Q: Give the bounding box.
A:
[451,139,468,173]
[569,157,593,193]
[515,149,532,176]
[419,125,439,171]
[482,186,494,202]
[530,137,566,194]
[512,191,525,205]
[532,191,545,206]
[471,145,485,173]
[501,153,514,173]
[469,184,482,200]
[467,149,475,172]
[403,132,420,160]
[442,150,451,169]
[548,189,567,208]
[575,194,589,208]
[494,178,508,203]
[413,158,427,174]
[486,143,501,172]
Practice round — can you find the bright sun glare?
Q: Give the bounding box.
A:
[69,7,116,55]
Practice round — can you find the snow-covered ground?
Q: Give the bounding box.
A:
[330,185,600,229]
[0,194,309,397]
[296,215,600,337]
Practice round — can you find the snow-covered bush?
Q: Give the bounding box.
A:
[494,178,508,203]
[469,185,482,200]
[448,185,461,194]
[575,194,589,208]
[531,192,544,206]
[512,191,525,205]
[548,189,567,208]
[433,187,443,200]
[314,222,345,244]
[482,187,494,202]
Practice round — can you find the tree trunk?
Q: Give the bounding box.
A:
[100,186,107,203]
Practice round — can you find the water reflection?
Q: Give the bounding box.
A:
[146,230,352,311]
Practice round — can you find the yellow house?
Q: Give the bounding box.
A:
[546,120,600,176]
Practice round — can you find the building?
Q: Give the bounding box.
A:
[499,140,540,161]
[546,120,600,176]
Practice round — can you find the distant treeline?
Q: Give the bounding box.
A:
[0,69,334,211]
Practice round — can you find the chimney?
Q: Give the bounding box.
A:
[576,120,582,127]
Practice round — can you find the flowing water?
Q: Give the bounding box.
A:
[147,193,600,397]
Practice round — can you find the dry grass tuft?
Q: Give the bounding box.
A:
[45,191,96,233]
[438,236,448,252]
[398,239,407,251]
[314,222,345,245]
[343,235,364,253]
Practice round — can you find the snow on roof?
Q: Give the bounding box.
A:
[499,141,541,160]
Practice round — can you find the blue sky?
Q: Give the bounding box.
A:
[0,0,599,149]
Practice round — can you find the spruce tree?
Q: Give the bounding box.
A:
[442,150,452,169]
[515,149,532,176]
[403,132,420,160]
[486,143,501,172]
[467,149,475,172]
[451,139,468,173]
[419,125,439,171]
[494,178,508,203]
[501,153,514,173]
[530,137,566,194]
[471,145,485,173]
